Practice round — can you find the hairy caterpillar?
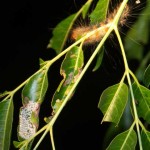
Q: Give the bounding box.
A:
[17,70,48,141]
[18,98,40,140]
[70,1,137,45]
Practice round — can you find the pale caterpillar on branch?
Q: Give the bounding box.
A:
[18,99,40,140]
[71,1,134,45]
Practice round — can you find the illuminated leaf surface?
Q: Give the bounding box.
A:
[132,83,150,123]
[22,69,48,104]
[48,0,92,54]
[81,0,92,19]
[106,129,137,150]
[89,0,109,24]
[98,83,128,124]
[0,99,13,150]
[51,46,84,113]
[47,14,76,54]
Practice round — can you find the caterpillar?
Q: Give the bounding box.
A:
[70,1,132,45]
[17,70,48,141]
[18,98,40,140]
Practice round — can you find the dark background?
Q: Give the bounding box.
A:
[0,0,138,150]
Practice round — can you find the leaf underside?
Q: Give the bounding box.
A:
[98,83,128,124]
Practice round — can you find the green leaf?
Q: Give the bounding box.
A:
[13,141,25,149]
[124,2,150,61]
[81,0,92,19]
[132,83,150,123]
[22,69,48,104]
[106,128,137,150]
[135,52,150,81]
[143,64,150,87]
[39,58,47,68]
[13,140,33,150]
[48,0,92,54]
[103,101,133,149]
[102,123,122,149]
[141,129,150,150]
[51,46,84,114]
[0,99,13,150]
[17,69,48,144]
[0,91,10,98]
[47,14,76,54]
[89,0,109,24]
[92,46,104,72]
[98,83,128,124]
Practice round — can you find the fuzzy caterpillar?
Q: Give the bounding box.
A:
[18,100,40,140]
[71,3,130,44]
[17,69,48,142]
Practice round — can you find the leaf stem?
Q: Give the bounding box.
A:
[48,15,115,150]
[58,0,93,51]
[114,27,143,150]
[3,62,51,101]
[47,0,133,148]
[33,122,52,150]
[129,69,140,85]
[50,126,55,150]
[20,123,49,149]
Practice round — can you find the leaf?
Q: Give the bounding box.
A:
[0,99,13,150]
[103,101,133,149]
[143,64,150,87]
[102,123,122,149]
[98,83,128,124]
[13,140,33,150]
[48,0,92,54]
[0,91,10,98]
[124,2,150,61]
[39,58,47,68]
[81,0,93,19]
[106,128,137,150]
[132,83,150,123]
[13,141,23,148]
[92,46,104,72]
[17,69,48,144]
[51,46,84,114]
[22,69,48,104]
[135,52,150,81]
[141,129,150,150]
[89,0,109,24]
[47,14,76,54]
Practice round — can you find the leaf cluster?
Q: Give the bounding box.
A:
[0,0,150,150]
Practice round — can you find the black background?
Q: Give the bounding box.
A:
[0,0,138,150]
